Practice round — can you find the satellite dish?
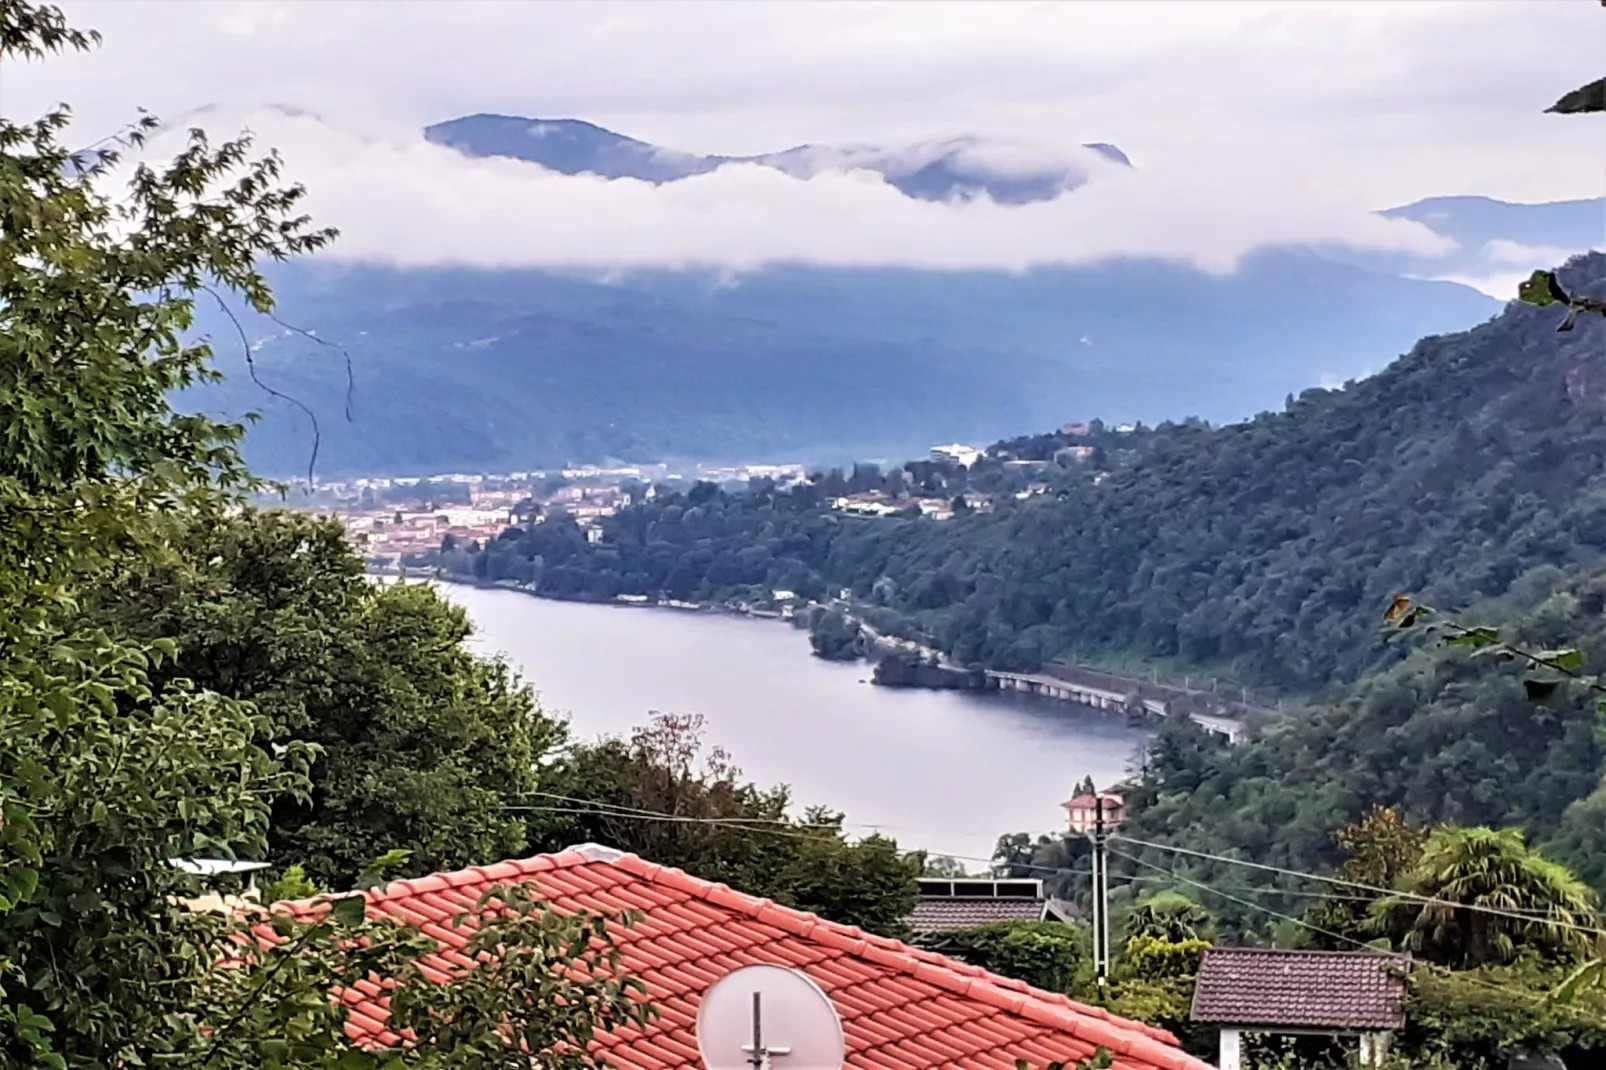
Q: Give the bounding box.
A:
[697,963,845,1070]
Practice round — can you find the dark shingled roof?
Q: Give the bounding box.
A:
[1190,948,1408,1031]
[907,896,1053,935]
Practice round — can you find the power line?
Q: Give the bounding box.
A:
[1113,833,1606,938]
[1107,847,1389,956]
[519,789,999,835]
[1109,848,1573,1009]
[522,792,1602,937]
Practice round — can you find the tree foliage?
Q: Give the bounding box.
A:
[78,507,563,889]
[0,4,647,1064]
[920,920,1088,995]
[546,713,921,936]
[1124,893,1216,945]
[1372,825,1601,970]
[197,884,651,1070]
[1123,565,1606,936]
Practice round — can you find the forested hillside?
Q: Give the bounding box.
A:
[1122,563,1606,906]
[455,253,1606,693]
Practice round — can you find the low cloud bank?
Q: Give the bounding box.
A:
[132,107,1456,276]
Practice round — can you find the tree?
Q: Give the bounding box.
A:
[808,607,864,661]
[1401,958,1606,1067]
[1123,893,1216,945]
[0,4,648,1063]
[921,920,1088,994]
[1308,807,1429,946]
[193,884,652,1070]
[79,507,566,889]
[921,854,971,877]
[1372,826,1601,969]
[1547,76,1605,115]
[554,713,920,936]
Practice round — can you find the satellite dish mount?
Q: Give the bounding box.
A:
[697,964,845,1070]
[744,990,790,1069]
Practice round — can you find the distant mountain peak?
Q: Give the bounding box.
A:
[423,113,1130,205]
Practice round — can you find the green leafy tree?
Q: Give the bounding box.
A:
[1372,825,1601,969]
[554,713,920,935]
[1546,75,1605,115]
[808,607,864,660]
[920,853,971,877]
[79,507,566,889]
[1096,931,1214,1060]
[0,4,650,1063]
[1123,892,1216,945]
[1401,958,1606,1067]
[197,884,651,1070]
[921,920,1087,994]
[1307,806,1430,946]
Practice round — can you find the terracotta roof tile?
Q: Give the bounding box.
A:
[1190,947,1408,1031]
[262,847,1211,1070]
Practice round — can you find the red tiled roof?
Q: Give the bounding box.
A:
[1061,793,1124,811]
[1190,947,1408,1031]
[262,845,1209,1070]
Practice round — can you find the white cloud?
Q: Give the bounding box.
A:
[7,0,1600,273]
[118,107,1454,274]
[1482,239,1597,266]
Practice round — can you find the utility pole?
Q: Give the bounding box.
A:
[1090,795,1111,985]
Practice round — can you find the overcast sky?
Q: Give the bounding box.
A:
[5,1,1602,277]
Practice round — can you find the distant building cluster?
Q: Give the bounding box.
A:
[929,442,986,468]
[308,460,809,567]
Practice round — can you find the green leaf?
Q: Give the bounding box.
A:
[1534,648,1585,671]
[1517,269,1570,307]
[1444,627,1500,648]
[1553,958,1604,1003]
[1547,76,1606,115]
[329,894,368,928]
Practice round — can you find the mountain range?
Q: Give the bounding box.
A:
[179,114,1604,479]
[422,113,1131,205]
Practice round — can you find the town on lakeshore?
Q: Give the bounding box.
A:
[300,425,1130,567]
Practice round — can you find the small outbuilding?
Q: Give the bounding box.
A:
[1189,947,1408,1069]
[905,877,1074,936]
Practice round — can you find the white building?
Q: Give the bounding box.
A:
[929,443,986,468]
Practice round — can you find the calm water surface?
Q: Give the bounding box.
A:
[432,583,1149,862]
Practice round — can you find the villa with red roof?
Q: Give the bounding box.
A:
[263,843,1211,1070]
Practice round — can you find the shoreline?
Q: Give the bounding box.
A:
[374,568,1213,735]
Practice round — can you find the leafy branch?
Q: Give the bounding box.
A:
[1383,594,1605,714]
[1516,270,1606,333]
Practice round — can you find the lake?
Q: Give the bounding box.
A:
[431,582,1150,863]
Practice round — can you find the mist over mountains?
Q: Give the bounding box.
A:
[178,113,1604,479]
[422,113,1132,206]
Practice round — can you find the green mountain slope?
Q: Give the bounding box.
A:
[474,252,1606,693]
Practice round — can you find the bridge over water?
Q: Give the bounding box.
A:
[987,670,1245,744]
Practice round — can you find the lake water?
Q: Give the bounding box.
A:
[430,583,1150,863]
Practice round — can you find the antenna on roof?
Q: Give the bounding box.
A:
[697,964,844,1070]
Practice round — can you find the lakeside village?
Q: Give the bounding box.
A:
[303,422,1131,566]
[300,422,1250,746]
